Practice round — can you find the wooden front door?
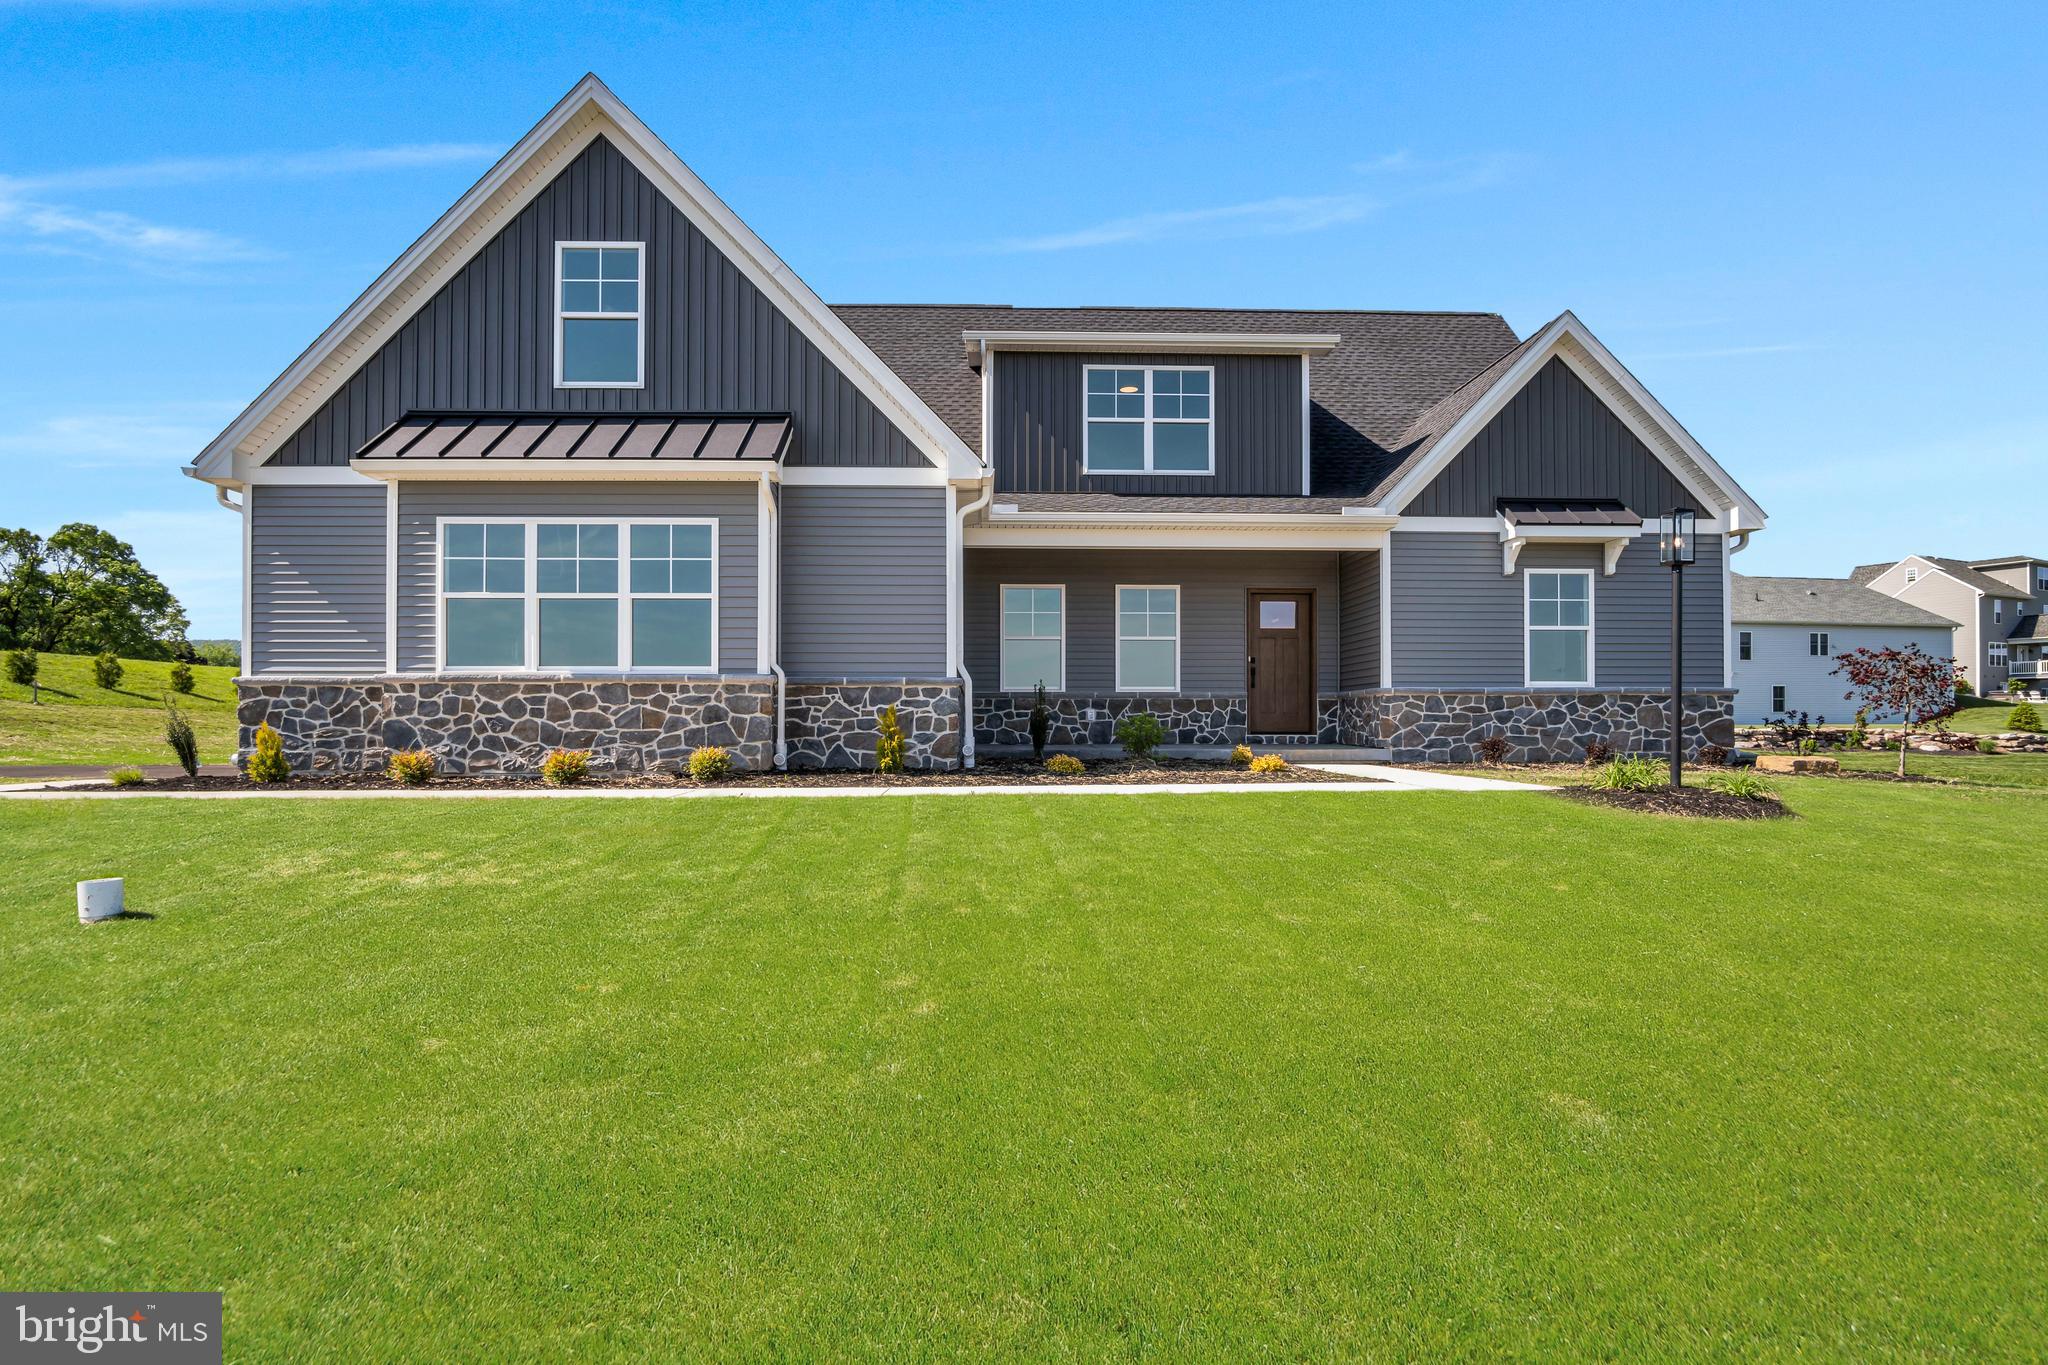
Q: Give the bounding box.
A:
[1247,592,1315,734]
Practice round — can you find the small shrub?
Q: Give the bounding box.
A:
[2008,677,2030,697]
[1045,753,1085,776]
[1589,756,1664,792]
[1796,737,1818,756]
[162,696,200,778]
[1954,676,1974,699]
[540,748,590,786]
[687,745,735,781]
[5,647,39,701]
[386,747,437,786]
[1248,753,1289,775]
[91,651,124,690]
[1582,738,1613,766]
[1028,683,1051,761]
[2009,700,2043,733]
[1978,738,2000,755]
[1228,744,1254,768]
[1766,711,1824,749]
[168,660,195,694]
[107,766,146,788]
[1847,708,1870,749]
[1700,742,1732,766]
[1114,710,1166,758]
[1707,769,1775,800]
[876,704,907,774]
[246,722,289,783]
[1476,735,1510,765]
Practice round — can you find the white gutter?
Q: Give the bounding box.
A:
[757,476,788,769]
[953,480,995,767]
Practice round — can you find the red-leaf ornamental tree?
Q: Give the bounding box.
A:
[1833,645,1958,777]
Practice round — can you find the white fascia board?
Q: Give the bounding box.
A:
[777,465,948,486]
[195,75,983,482]
[1396,514,1727,533]
[965,331,1341,363]
[966,524,1390,551]
[983,510,1397,530]
[350,460,773,483]
[1373,311,1768,527]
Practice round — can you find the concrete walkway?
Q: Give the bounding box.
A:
[0,764,1543,800]
[0,763,239,780]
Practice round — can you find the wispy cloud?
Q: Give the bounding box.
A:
[978,150,1523,254]
[0,405,242,468]
[0,140,493,265]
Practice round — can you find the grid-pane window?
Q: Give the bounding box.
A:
[628,524,715,668]
[1527,571,1592,685]
[1000,586,1064,692]
[443,523,526,667]
[1809,631,1830,657]
[1738,630,1753,661]
[1116,586,1180,691]
[557,244,642,386]
[1084,367,1214,474]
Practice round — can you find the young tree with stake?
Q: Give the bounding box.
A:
[1833,645,1957,777]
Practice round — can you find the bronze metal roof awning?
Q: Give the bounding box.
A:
[353,411,793,469]
[1496,498,1645,576]
[1497,497,1641,526]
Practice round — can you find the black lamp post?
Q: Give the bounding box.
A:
[1658,507,1697,787]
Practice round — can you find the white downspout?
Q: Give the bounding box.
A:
[758,476,788,769]
[953,480,994,767]
[215,484,250,675]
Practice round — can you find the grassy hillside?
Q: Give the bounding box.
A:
[0,652,238,767]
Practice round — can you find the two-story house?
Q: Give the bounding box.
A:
[1851,555,2047,695]
[186,76,1767,772]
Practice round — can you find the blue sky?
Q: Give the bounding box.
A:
[3,1,2043,637]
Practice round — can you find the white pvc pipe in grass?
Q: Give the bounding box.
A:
[77,878,123,923]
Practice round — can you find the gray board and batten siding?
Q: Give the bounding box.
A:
[779,486,949,680]
[965,549,1341,695]
[271,135,925,469]
[1388,531,1724,689]
[393,481,759,674]
[247,484,388,675]
[992,351,1305,497]
[1406,356,1699,518]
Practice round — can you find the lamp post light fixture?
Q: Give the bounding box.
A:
[1658,507,1697,787]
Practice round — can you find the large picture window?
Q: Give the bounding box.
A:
[1116,585,1180,691]
[556,243,643,387]
[1084,366,1214,474]
[1526,570,1593,686]
[439,518,715,672]
[1000,585,1065,692]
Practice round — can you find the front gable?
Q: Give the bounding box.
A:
[1403,355,1697,517]
[270,135,924,469]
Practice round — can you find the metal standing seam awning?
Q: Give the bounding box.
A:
[349,411,792,477]
[1496,498,1645,575]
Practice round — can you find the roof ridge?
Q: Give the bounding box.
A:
[829,302,1511,319]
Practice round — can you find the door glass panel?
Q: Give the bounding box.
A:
[1258,600,1297,630]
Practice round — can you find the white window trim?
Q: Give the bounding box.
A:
[1082,365,1216,476]
[554,241,646,389]
[1114,583,1182,693]
[1809,631,1830,657]
[1738,629,1753,661]
[998,582,1066,693]
[1772,685,1786,712]
[1523,568,1595,688]
[435,516,717,674]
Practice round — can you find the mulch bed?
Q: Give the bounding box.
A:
[1555,786,1791,820]
[83,757,1379,793]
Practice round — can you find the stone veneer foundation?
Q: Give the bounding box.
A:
[782,681,962,770]
[237,676,777,775]
[975,693,1250,748]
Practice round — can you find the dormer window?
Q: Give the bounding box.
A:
[1903,566,1920,585]
[556,243,643,387]
[1083,366,1214,474]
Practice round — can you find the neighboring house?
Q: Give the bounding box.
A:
[1730,575,1958,722]
[185,75,1769,771]
[1851,554,2047,695]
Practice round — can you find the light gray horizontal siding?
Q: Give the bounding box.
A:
[966,549,1340,694]
[249,484,386,675]
[994,351,1303,496]
[394,481,757,673]
[1408,356,1697,517]
[1733,623,1956,722]
[779,486,946,678]
[1389,530,1724,688]
[1337,550,1380,690]
[274,135,923,469]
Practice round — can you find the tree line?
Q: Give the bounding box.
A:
[0,523,212,663]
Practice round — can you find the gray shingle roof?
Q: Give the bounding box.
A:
[831,304,1520,498]
[1918,556,2030,596]
[1731,575,1962,628]
[2008,614,2048,642]
[1848,562,1893,586]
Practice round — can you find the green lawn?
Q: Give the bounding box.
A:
[0,651,237,766]
[3,786,2045,1358]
